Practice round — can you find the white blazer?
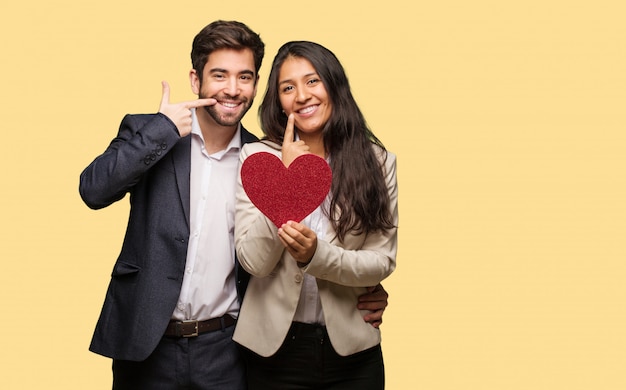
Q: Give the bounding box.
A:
[233,140,398,357]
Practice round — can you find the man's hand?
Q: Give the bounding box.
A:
[358,284,389,328]
[281,114,309,167]
[158,81,216,137]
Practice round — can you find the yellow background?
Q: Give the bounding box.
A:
[1,0,625,389]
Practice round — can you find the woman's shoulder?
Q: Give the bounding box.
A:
[241,140,282,158]
[370,143,396,164]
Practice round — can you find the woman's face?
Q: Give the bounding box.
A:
[278,56,332,136]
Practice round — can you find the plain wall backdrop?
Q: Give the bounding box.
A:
[1,1,625,389]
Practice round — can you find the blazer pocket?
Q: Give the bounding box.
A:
[111,261,141,277]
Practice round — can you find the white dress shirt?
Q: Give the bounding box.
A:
[172,109,241,321]
[292,193,329,325]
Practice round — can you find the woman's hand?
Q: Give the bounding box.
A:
[281,114,310,167]
[278,220,317,265]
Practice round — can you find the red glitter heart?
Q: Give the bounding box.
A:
[241,152,332,227]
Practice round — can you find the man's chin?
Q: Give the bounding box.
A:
[217,119,240,127]
[215,113,244,127]
[203,107,242,127]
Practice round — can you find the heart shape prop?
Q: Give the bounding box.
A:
[241,152,332,227]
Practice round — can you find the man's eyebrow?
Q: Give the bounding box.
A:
[209,68,255,76]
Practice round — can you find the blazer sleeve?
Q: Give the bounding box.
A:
[79,113,180,209]
[301,151,398,287]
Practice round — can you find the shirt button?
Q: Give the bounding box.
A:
[294,274,303,283]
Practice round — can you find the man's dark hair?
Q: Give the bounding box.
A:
[191,20,265,82]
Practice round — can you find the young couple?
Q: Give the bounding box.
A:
[80,20,397,390]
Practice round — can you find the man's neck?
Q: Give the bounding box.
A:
[196,108,238,154]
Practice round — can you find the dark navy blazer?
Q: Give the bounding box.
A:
[80,113,257,361]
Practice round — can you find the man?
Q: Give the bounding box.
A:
[80,20,388,389]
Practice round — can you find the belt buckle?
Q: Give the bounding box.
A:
[180,320,199,337]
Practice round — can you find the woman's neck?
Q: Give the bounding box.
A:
[297,131,326,158]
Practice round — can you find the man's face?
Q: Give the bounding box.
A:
[191,48,258,127]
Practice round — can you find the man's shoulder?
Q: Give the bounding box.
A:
[240,125,260,144]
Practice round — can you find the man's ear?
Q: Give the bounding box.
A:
[189,69,200,95]
[253,74,260,97]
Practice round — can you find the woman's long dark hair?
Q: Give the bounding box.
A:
[259,41,394,241]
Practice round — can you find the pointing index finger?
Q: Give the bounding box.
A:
[283,113,295,144]
[160,81,170,106]
[185,98,217,109]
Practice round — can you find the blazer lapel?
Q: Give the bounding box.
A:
[172,135,192,229]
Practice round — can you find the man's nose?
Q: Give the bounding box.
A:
[224,77,240,96]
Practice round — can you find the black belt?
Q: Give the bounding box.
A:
[164,315,236,337]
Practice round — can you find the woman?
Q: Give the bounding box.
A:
[234,41,398,389]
